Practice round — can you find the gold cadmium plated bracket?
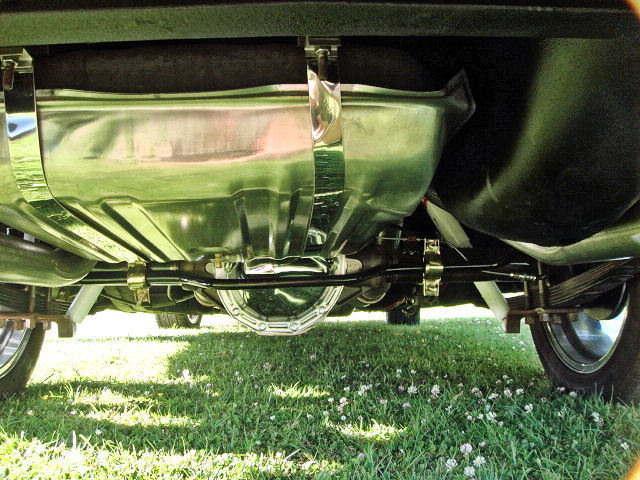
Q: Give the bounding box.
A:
[0,48,137,262]
[423,239,443,296]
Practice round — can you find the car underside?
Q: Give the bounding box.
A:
[1,1,639,402]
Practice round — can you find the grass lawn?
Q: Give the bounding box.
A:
[1,307,639,479]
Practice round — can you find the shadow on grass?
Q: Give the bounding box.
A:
[3,320,549,465]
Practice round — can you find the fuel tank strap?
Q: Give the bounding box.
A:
[0,48,137,262]
[304,38,345,254]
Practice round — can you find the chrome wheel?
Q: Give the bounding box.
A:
[0,326,31,378]
[545,302,628,375]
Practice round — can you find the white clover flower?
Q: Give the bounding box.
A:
[408,385,418,395]
[621,442,629,450]
[410,369,417,374]
[328,397,334,403]
[460,443,473,455]
[466,415,473,421]
[396,369,402,374]
[357,453,365,459]
[322,411,329,416]
[255,440,262,445]
[524,404,534,413]
[464,466,476,477]
[95,429,102,436]
[231,403,237,408]
[379,399,388,406]
[556,386,566,392]
[471,387,481,397]
[421,419,427,425]
[340,415,347,421]
[503,389,512,398]
[445,458,458,471]
[181,369,191,379]
[344,387,350,392]
[269,415,276,420]
[488,393,499,400]
[430,384,441,398]
[478,441,486,448]
[515,388,524,395]
[446,405,453,413]
[69,410,77,415]
[569,391,578,398]
[487,411,497,421]
[498,421,504,426]
[591,412,603,424]
[309,354,316,360]
[398,385,406,392]
[402,402,411,409]
[340,397,348,404]
[306,414,313,419]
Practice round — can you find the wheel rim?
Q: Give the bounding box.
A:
[0,325,30,377]
[545,299,628,374]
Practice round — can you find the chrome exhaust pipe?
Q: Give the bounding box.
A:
[505,203,640,266]
[0,235,97,287]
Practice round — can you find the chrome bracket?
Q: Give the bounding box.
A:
[0,48,32,91]
[423,239,443,297]
[0,48,137,263]
[304,37,345,254]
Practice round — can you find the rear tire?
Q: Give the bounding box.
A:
[0,324,45,398]
[156,313,202,329]
[530,277,640,403]
[386,309,420,325]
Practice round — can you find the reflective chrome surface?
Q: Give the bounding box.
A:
[0,49,137,262]
[546,304,627,374]
[218,254,344,335]
[219,285,343,335]
[305,39,345,253]
[0,323,30,377]
[2,74,473,264]
[0,234,96,287]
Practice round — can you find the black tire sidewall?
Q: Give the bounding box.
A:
[156,313,202,329]
[386,309,420,325]
[0,325,46,398]
[530,278,640,402]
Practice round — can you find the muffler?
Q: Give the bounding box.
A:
[0,234,96,287]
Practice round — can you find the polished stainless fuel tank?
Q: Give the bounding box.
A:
[0,70,473,263]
